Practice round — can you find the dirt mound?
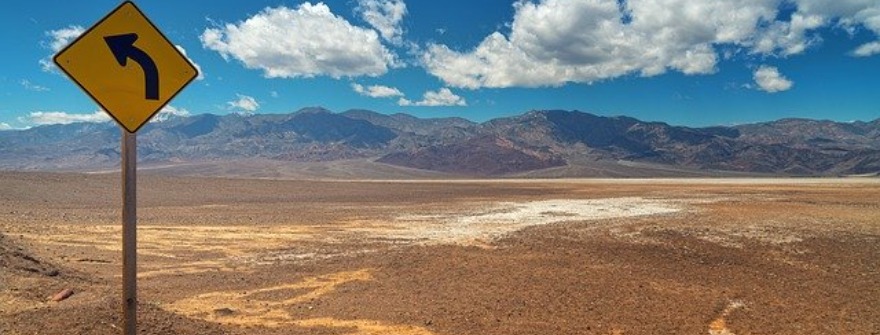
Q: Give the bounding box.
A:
[0,233,60,277]
[1,232,76,320]
[0,231,230,335]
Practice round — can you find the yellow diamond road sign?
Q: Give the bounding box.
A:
[54,1,197,133]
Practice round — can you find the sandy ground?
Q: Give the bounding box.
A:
[1,172,878,334]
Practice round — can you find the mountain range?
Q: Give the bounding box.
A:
[1,108,879,178]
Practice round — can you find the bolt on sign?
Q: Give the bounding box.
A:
[54,1,197,133]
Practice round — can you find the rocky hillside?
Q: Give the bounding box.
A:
[1,108,878,177]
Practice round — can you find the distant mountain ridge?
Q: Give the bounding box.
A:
[1,108,878,177]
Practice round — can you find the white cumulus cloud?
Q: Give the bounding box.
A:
[175,46,205,80]
[753,65,793,93]
[852,41,880,57]
[356,0,407,45]
[423,0,784,89]
[423,0,880,89]
[751,13,826,56]
[398,88,466,106]
[45,25,84,52]
[352,83,404,98]
[20,105,190,126]
[793,0,880,40]
[227,94,260,113]
[40,25,84,72]
[22,110,111,125]
[201,3,396,79]
[752,0,880,57]
[21,105,190,126]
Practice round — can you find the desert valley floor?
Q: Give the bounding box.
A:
[1,172,878,334]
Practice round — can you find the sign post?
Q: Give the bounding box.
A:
[53,2,197,333]
[121,130,137,335]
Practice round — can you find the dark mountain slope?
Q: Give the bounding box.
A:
[1,108,877,177]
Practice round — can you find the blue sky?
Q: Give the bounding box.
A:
[1,0,879,130]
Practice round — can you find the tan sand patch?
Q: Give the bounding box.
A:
[709,300,745,335]
[291,318,436,335]
[165,269,435,334]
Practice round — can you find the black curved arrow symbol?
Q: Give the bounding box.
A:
[104,33,159,100]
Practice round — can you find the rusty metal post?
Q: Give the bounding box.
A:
[121,129,137,335]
